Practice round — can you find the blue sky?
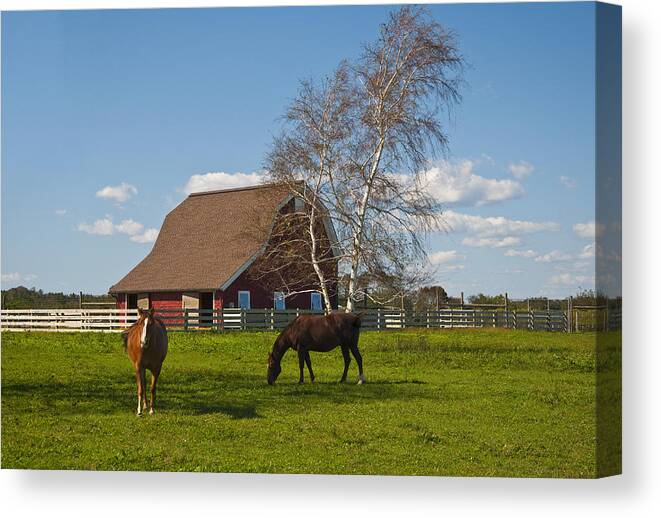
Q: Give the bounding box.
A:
[1,2,602,299]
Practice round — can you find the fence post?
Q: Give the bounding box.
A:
[270,308,274,331]
[526,299,531,330]
[184,308,189,332]
[377,307,381,330]
[504,292,509,329]
[546,298,551,332]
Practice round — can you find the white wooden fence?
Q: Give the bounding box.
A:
[0,306,610,333]
[0,308,139,332]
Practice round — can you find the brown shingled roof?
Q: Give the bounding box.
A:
[109,183,293,293]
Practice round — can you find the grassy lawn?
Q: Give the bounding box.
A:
[1,328,619,477]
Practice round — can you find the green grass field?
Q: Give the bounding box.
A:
[1,328,620,477]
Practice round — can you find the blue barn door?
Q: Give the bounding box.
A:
[238,290,251,310]
[311,292,322,312]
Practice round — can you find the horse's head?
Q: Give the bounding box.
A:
[267,352,282,385]
[137,308,156,349]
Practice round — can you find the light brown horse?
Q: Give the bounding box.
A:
[122,308,168,416]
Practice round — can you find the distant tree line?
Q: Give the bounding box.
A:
[1,286,114,309]
[2,285,620,311]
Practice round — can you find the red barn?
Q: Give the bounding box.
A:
[109,183,339,314]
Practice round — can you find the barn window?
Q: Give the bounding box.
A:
[238,290,251,310]
[127,294,138,309]
[274,292,285,310]
[311,292,322,312]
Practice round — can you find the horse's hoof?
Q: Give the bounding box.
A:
[149,409,155,415]
[136,412,143,417]
[357,375,366,385]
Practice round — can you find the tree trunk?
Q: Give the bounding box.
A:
[345,139,385,312]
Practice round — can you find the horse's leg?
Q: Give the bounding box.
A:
[135,368,143,416]
[304,351,315,383]
[140,368,148,412]
[149,367,160,415]
[297,348,306,384]
[340,345,351,383]
[349,343,365,384]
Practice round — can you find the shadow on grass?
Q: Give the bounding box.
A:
[188,402,260,419]
[366,379,427,385]
[2,367,435,419]
[2,379,263,419]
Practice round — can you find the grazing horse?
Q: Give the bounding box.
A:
[267,312,364,385]
[122,308,168,416]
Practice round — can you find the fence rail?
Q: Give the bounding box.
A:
[0,306,622,333]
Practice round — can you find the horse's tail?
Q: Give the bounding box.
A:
[353,311,364,327]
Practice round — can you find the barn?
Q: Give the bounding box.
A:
[109,183,339,313]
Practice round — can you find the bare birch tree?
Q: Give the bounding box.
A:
[264,6,464,311]
[256,65,354,311]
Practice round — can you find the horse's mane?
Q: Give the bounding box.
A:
[121,314,166,351]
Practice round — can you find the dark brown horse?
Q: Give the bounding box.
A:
[122,308,168,416]
[267,312,364,385]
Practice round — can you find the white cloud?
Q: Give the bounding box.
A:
[428,250,464,265]
[77,217,115,235]
[183,171,264,195]
[508,161,534,180]
[573,221,606,239]
[505,249,537,258]
[115,219,144,236]
[555,261,591,273]
[441,210,560,238]
[55,209,67,216]
[462,236,521,248]
[506,243,599,267]
[534,250,572,263]
[579,243,595,259]
[560,176,577,189]
[1,272,37,285]
[96,182,138,203]
[549,273,595,287]
[1,272,21,283]
[77,217,157,244]
[420,160,524,207]
[130,228,159,243]
[428,250,466,276]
